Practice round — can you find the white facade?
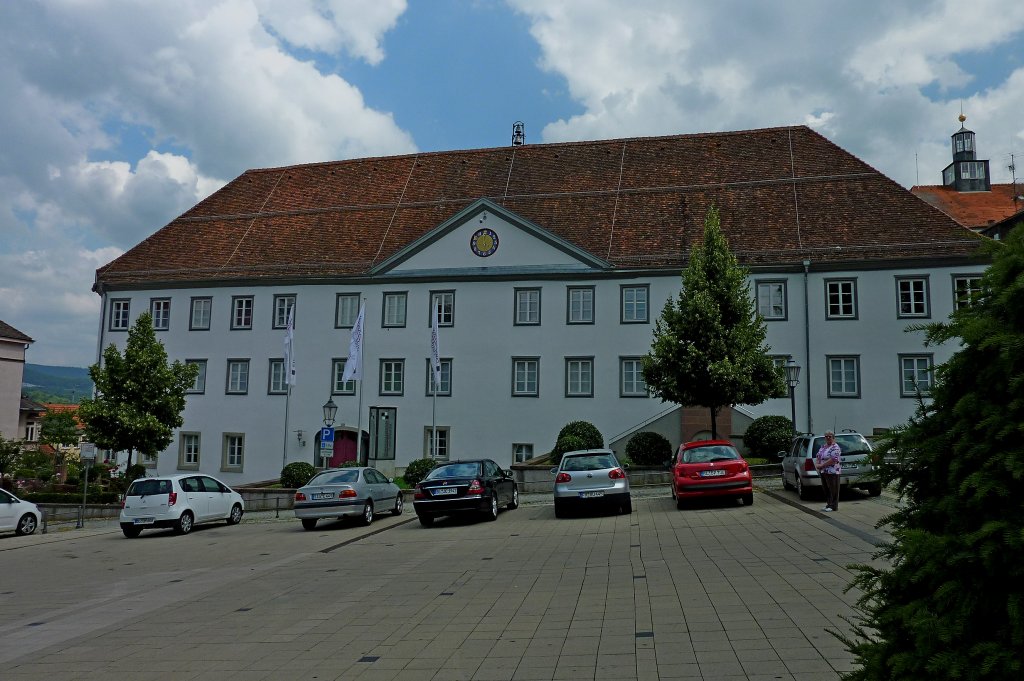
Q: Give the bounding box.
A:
[93,201,985,485]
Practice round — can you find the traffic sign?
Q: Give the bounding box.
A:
[321,427,334,443]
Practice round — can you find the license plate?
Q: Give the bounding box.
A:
[841,463,858,469]
[133,518,154,525]
[579,491,604,498]
[700,469,727,477]
[432,487,458,496]
[312,492,333,500]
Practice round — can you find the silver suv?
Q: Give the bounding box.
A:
[778,431,881,500]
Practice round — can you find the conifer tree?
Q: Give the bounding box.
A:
[840,231,1024,680]
[642,207,783,438]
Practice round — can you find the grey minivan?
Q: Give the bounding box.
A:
[778,431,881,500]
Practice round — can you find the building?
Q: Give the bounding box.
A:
[0,320,33,441]
[912,115,1024,239]
[93,125,986,484]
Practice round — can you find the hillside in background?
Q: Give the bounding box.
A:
[22,364,93,404]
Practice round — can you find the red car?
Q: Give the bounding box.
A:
[672,440,754,508]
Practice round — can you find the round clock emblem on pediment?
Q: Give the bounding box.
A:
[470,228,499,257]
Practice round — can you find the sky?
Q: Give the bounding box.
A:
[2,0,1023,368]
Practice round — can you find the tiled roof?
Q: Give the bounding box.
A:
[95,126,986,288]
[43,403,84,428]
[0,320,33,342]
[911,183,1024,230]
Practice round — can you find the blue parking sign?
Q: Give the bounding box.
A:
[321,427,334,442]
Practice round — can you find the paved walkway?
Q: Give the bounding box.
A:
[1,483,892,680]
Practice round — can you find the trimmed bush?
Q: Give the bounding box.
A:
[555,421,603,452]
[625,431,673,466]
[280,461,317,488]
[742,415,794,458]
[23,491,121,504]
[402,458,436,486]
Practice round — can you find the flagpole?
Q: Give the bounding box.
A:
[282,305,296,470]
[282,385,291,470]
[430,297,441,460]
[431,389,437,460]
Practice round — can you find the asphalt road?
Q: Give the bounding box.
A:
[1,484,893,680]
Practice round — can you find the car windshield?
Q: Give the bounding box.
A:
[308,470,359,485]
[426,462,481,479]
[682,445,739,463]
[127,479,172,496]
[561,454,617,471]
[812,434,872,455]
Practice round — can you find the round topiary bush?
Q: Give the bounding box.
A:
[402,458,436,486]
[280,461,316,488]
[625,431,673,466]
[742,415,794,458]
[555,421,603,451]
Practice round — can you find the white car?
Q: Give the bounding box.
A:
[0,488,41,536]
[119,474,245,538]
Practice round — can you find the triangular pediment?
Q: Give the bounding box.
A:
[370,199,611,276]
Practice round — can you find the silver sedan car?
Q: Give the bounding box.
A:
[551,449,632,517]
[293,466,404,530]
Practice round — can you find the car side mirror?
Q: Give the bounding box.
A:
[549,467,558,475]
[776,451,786,459]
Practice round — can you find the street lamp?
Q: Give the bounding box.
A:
[784,358,801,435]
[322,398,337,427]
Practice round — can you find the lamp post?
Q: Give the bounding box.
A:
[322,398,337,427]
[784,359,801,435]
[321,398,337,468]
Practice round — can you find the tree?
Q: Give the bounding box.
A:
[39,410,79,474]
[79,312,198,469]
[642,207,784,438]
[0,434,23,490]
[839,231,1023,680]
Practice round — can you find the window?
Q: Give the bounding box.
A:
[383,292,407,327]
[424,427,450,459]
[620,357,647,397]
[426,358,452,396]
[900,354,933,397]
[335,293,361,328]
[268,359,287,394]
[513,443,534,463]
[827,356,860,397]
[621,285,649,323]
[380,359,405,395]
[110,299,131,331]
[226,359,250,394]
[430,291,455,326]
[825,279,857,319]
[331,359,356,395]
[515,288,541,325]
[943,166,955,185]
[178,433,200,470]
[756,281,787,320]
[186,359,207,394]
[567,286,595,324]
[273,295,295,329]
[24,421,39,442]
[896,277,929,318]
[141,452,157,468]
[512,358,539,396]
[222,433,244,471]
[190,297,212,330]
[953,275,982,310]
[961,161,986,179]
[231,296,254,330]
[150,298,171,330]
[565,357,594,397]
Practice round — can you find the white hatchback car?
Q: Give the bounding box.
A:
[0,488,41,536]
[119,474,244,538]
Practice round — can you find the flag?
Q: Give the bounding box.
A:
[342,303,365,382]
[430,297,442,391]
[283,305,296,385]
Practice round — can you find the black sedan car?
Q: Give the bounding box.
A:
[413,459,519,527]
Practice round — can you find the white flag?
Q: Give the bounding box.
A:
[430,297,442,391]
[342,303,365,382]
[283,305,296,385]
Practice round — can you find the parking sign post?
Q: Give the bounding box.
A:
[77,443,96,529]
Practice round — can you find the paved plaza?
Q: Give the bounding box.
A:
[0,484,893,680]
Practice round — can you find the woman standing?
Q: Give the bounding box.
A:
[816,431,842,512]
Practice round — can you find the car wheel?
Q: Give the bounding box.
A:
[742,493,754,506]
[554,498,566,518]
[796,476,810,501]
[484,495,498,521]
[121,523,142,538]
[676,497,686,510]
[174,511,194,535]
[360,500,374,526]
[392,494,404,516]
[867,482,882,497]
[227,504,243,525]
[301,518,318,531]
[781,470,793,490]
[418,513,434,527]
[507,486,519,510]
[15,513,38,536]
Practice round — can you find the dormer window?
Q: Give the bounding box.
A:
[960,162,986,180]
